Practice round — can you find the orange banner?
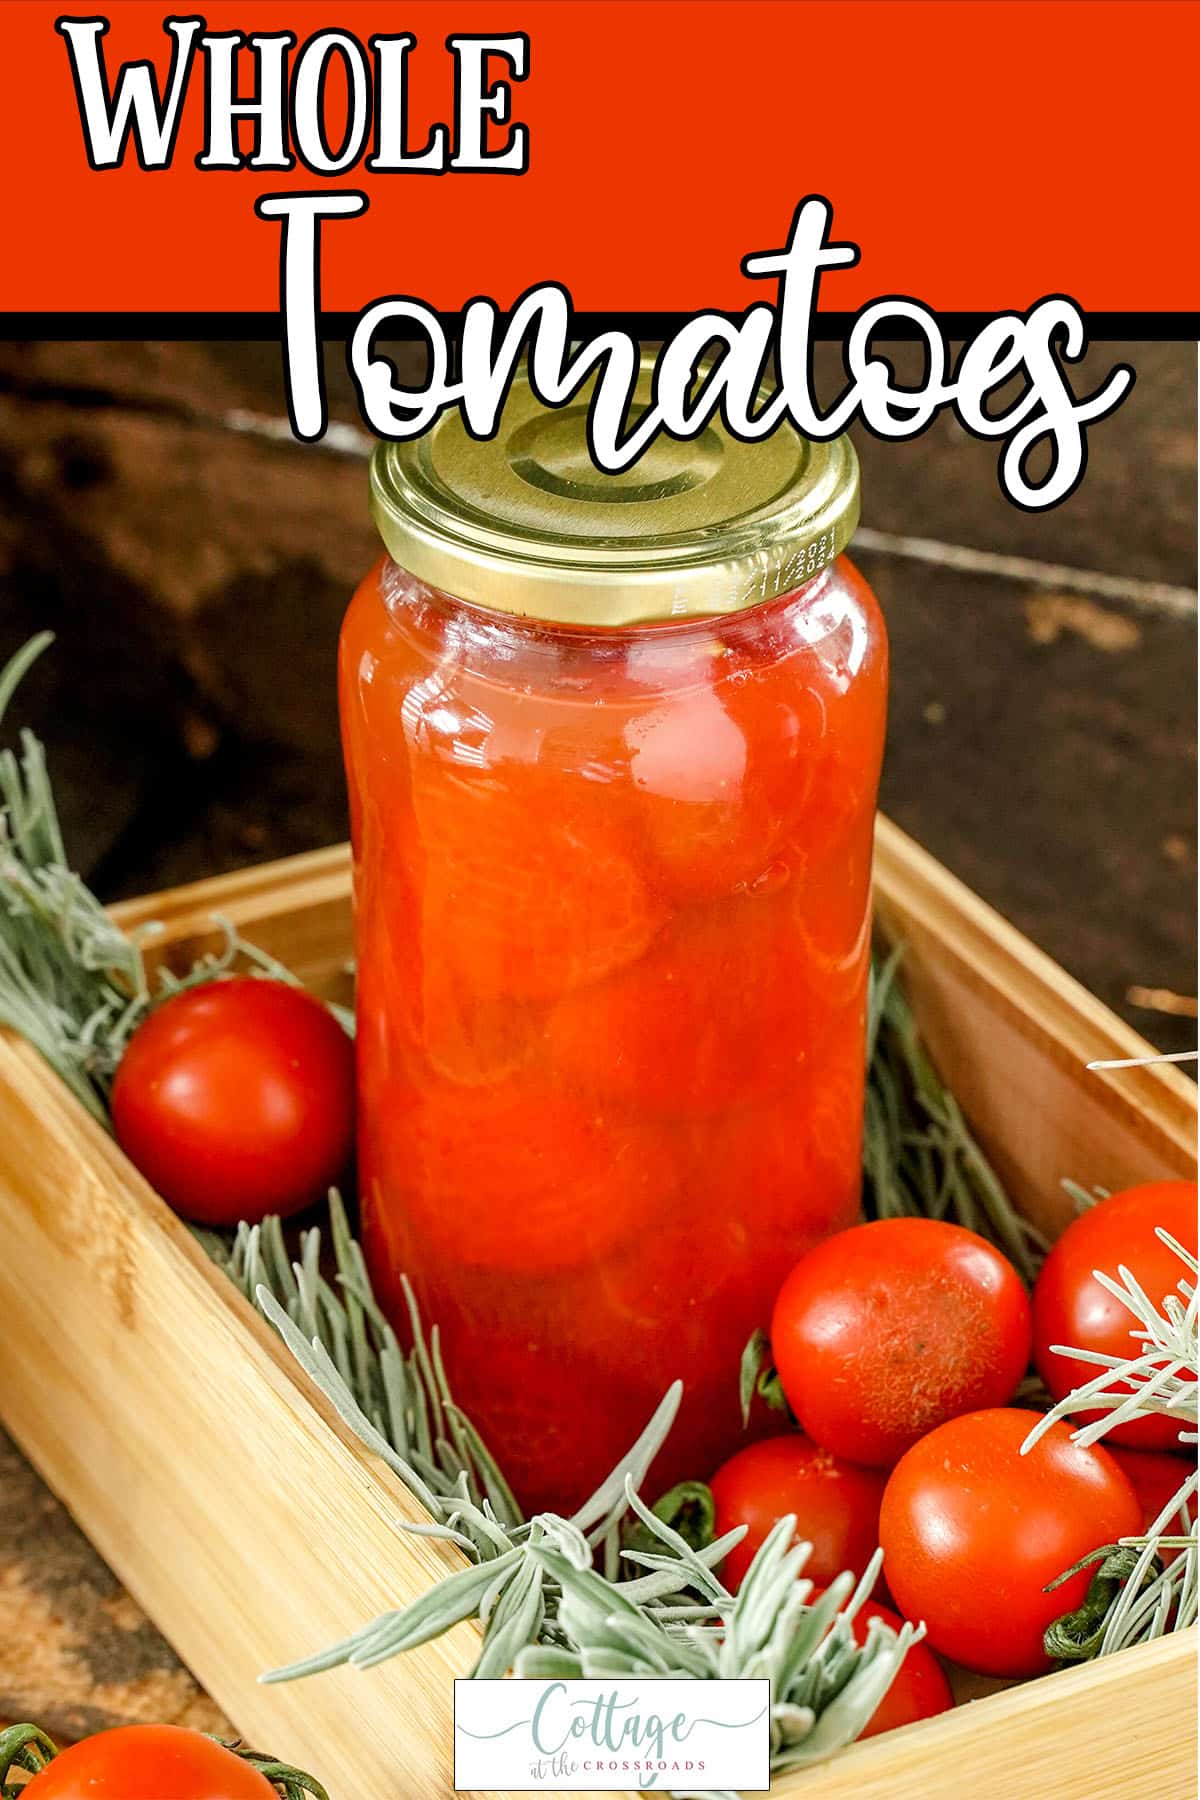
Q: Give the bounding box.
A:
[3,0,1198,319]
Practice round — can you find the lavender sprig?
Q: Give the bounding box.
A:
[1027,1230,1198,1656]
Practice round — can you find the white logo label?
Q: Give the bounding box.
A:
[453,1677,770,1791]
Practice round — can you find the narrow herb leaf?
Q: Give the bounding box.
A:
[864,948,1046,1282]
[1031,1230,1198,1657]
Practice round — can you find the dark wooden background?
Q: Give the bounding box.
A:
[0,338,1195,1745]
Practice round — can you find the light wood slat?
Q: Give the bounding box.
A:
[872,816,1196,1243]
[0,1031,569,1800]
[0,819,1190,1800]
[772,1633,1196,1800]
[111,845,356,1008]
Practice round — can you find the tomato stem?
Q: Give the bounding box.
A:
[0,1724,58,1795]
[212,1741,331,1800]
[739,1326,793,1427]
[1043,1544,1163,1663]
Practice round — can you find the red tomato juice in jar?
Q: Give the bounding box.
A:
[340,367,888,1515]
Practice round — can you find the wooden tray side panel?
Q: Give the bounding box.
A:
[873,819,1197,1242]
[112,846,357,1014]
[771,1634,1196,1800]
[0,1032,578,1800]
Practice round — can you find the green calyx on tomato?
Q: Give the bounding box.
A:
[738,1326,794,1427]
[624,1479,717,1558]
[0,1722,57,1793]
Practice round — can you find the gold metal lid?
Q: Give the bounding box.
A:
[369,364,859,627]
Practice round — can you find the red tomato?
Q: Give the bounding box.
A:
[770,1219,1033,1467]
[24,1725,277,1798]
[369,1072,681,1273]
[544,895,822,1115]
[710,1433,888,1593]
[880,1408,1142,1678]
[1110,1446,1196,1561]
[111,978,355,1225]
[1032,1181,1198,1450]
[810,1589,954,1738]
[624,668,823,903]
[410,761,664,1004]
[693,1034,865,1246]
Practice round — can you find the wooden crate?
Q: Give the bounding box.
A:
[0,819,1194,1800]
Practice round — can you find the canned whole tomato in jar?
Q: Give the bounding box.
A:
[340,367,887,1514]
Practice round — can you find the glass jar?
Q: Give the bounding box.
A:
[340,371,888,1516]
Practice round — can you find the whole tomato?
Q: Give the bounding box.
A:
[710,1433,888,1593]
[371,1071,679,1272]
[545,894,834,1116]
[879,1408,1142,1678]
[770,1219,1032,1467]
[410,759,665,1004]
[810,1589,954,1738]
[622,664,823,904]
[1032,1181,1198,1450]
[24,1726,277,1798]
[112,978,355,1225]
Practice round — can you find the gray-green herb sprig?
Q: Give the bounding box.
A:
[519,1521,922,1799]
[252,1319,730,1685]
[205,1192,518,1527]
[0,635,349,1125]
[209,1203,918,1769]
[1028,1230,1198,1658]
[0,632,149,1120]
[865,947,1046,1283]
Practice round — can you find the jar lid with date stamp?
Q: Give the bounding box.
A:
[369,360,860,626]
